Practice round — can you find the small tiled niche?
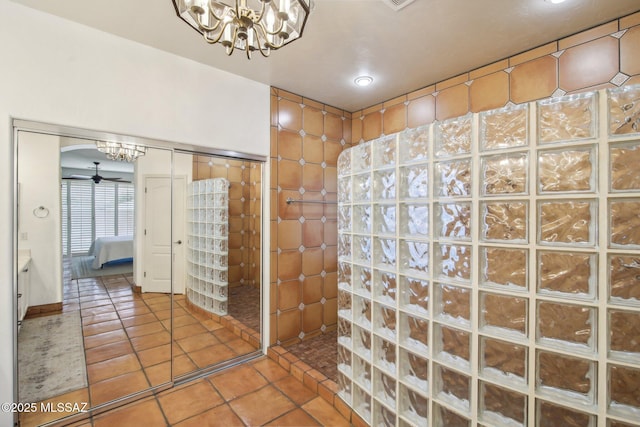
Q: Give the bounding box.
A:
[337,85,640,426]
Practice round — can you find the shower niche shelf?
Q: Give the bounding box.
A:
[186,178,229,316]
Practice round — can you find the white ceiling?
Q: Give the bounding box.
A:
[12,0,640,112]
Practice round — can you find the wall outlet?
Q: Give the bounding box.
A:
[20,232,28,240]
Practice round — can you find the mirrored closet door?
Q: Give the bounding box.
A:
[14,122,265,426]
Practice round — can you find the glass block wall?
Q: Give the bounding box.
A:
[336,85,640,426]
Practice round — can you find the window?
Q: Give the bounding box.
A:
[61,180,135,255]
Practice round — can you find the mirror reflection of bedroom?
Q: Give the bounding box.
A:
[16,129,262,425]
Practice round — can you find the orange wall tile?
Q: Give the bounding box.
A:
[270,89,349,344]
[559,36,619,92]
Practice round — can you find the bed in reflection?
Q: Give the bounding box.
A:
[89,235,134,269]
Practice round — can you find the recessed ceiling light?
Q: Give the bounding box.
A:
[354,76,373,87]
[546,0,566,4]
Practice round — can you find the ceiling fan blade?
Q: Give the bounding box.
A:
[102,177,125,182]
[63,176,91,180]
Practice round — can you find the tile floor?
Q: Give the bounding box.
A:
[23,357,349,427]
[20,261,350,427]
[285,330,338,382]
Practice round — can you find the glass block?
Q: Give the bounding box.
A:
[435,113,472,157]
[354,294,372,327]
[374,135,396,168]
[608,364,640,419]
[611,141,640,191]
[434,403,470,427]
[400,349,428,390]
[373,203,396,236]
[434,364,471,411]
[610,199,640,247]
[609,309,640,361]
[353,235,372,265]
[480,103,529,151]
[436,202,471,241]
[434,324,471,369]
[400,312,429,354]
[338,176,352,203]
[537,350,596,404]
[537,399,595,427]
[338,261,352,290]
[338,234,351,261]
[353,204,372,234]
[338,343,352,375]
[538,251,596,299]
[481,247,528,290]
[399,385,428,426]
[374,270,396,305]
[537,301,596,352]
[435,159,471,197]
[353,354,372,390]
[399,203,428,237]
[352,142,372,173]
[353,173,371,202]
[399,125,429,164]
[481,201,527,242]
[400,276,429,316]
[608,254,640,305]
[373,401,396,427]
[373,169,396,200]
[538,200,595,245]
[481,152,528,195]
[353,324,372,360]
[374,369,397,408]
[374,302,396,341]
[607,419,638,427]
[435,243,471,283]
[480,292,527,337]
[538,146,595,193]
[353,265,372,296]
[399,164,429,199]
[435,283,471,327]
[608,85,640,136]
[479,381,527,427]
[337,371,352,402]
[538,91,597,144]
[337,148,352,177]
[399,239,429,277]
[373,237,396,271]
[374,335,396,374]
[338,289,352,318]
[353,384,372,423]
[480,336,527,386]
[338,317,352,347]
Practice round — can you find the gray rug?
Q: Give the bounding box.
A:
[71,255,133,279]
[18,312,88,403]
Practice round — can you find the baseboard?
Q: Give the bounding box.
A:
[25,302,63,318]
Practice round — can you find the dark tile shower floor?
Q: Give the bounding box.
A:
[227,285,338,383]
[227,284,261,333]
[285,330,338,382]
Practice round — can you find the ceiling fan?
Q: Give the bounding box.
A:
[63,161,130,184]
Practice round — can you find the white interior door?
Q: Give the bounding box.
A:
[143,175,186,293]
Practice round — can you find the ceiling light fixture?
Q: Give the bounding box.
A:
[172,0,311,59]
[545,0,566,4]
[96,141,147,162]
[354,76,374,87]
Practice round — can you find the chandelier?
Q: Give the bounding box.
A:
[172,0,311,59]
[95,141,147,162]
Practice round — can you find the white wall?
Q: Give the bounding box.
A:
[0,0,269,421]
[17,132,63,308]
